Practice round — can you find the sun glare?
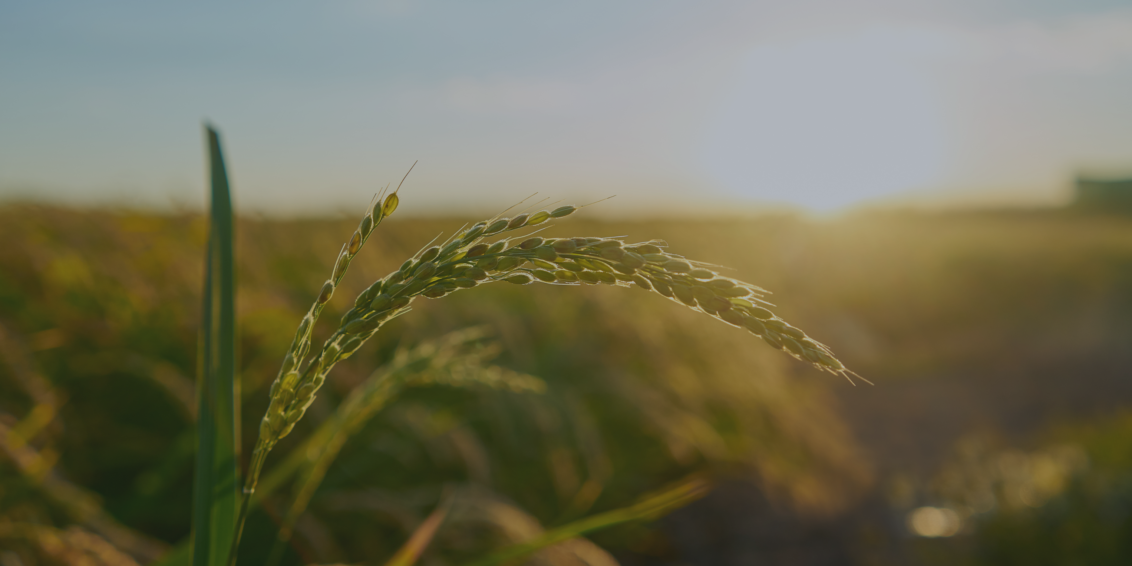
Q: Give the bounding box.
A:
[702,27,952,213]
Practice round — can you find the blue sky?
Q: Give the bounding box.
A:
[2,1,1132,215]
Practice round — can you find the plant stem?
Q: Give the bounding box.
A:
[227,441,271,566]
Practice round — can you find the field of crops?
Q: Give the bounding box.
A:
[3,203,1131,565]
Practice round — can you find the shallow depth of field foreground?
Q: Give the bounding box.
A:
[2,199,1132,564]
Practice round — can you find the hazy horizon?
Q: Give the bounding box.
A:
[3,1,1132,215]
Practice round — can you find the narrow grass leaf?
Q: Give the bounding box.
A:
[464,475,711,566]
[192,125,240,566]
[383,495,453,566]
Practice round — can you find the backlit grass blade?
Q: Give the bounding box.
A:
[463,475,711,566]
[383,495,453,566]
[192,125,240,566]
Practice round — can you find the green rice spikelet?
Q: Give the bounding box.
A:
[535,246,558,262]
[672,284,696,306]
[317,281,334,304]
[532,269,557,282]
[555,270,579,282]
[664,260,692,273]
[507,214,529,229]
[552,239,577,253]
[465,243,489,258]
[485,219,509,234]
[550,205,577,218]
[382,193,399,217]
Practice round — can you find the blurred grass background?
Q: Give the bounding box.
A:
[2,204,1132,564]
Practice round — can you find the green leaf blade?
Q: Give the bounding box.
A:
[192,125,240,566]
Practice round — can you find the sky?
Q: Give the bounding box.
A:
[2,0,1132,215]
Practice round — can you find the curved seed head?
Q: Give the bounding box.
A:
[550,205,577,218]
[528,211,550,225]
[317,281,335,304]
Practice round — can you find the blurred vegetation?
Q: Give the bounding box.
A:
[2,204,1132,564]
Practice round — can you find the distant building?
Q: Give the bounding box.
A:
[1074,175,1132,211]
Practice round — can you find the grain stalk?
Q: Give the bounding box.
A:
[229,189,860,563]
